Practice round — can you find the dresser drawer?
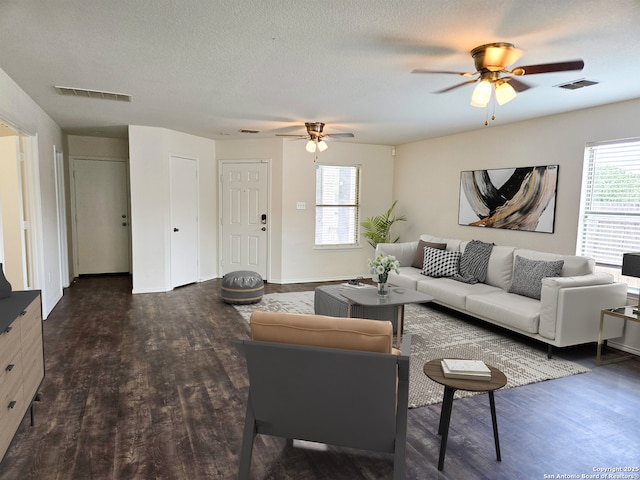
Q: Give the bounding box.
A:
[0,384,25,461]
[21,334,44,402]
[0,330,21,387]
[18,296,41,340]
[0,352,23,424]
[0,315,21,357]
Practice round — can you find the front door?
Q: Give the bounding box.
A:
[73,158,130,275]
[220,161,269,279]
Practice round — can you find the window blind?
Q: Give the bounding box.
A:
[315,164,360,246]
[577,138,640,266]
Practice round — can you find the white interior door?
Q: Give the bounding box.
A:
[170,156,198,288]
[220,161,268,278]
[73,158,130,275]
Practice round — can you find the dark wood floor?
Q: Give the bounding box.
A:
[1,275,639,479]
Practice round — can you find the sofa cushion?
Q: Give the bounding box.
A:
[389,267,424,289]
[508,255,564,300]
[417,277,501,310]
[422,247,461,278]
[466,290,541,334]
[411,240,447,268]
[455,240,494,284]
[485,245,515,290]
[250,311,393,354]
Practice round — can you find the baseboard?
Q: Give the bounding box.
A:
[275,275,372,285]
[608,340,640,357]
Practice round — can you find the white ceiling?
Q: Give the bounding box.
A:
[1,0,640,146]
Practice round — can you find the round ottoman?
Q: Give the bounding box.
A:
[221,271,264,304]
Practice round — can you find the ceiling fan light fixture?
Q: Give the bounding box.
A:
[471,43,522,72]
[495,80,517,105]
[306,140,317,153]
[470,79,492,107]
[317,140,328,152]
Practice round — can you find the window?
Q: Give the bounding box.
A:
[577,138,640,291]
[315,164,360,247]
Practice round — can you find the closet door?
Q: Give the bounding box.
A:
[170,155,199,288]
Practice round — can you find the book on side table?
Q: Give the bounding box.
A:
[441,359,491,381]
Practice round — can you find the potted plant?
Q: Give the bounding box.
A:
[360,200,407,249]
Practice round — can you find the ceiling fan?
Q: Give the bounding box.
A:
[412,42,584,109]
[276,122,355,153]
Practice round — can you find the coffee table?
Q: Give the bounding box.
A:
[339,286,433,347]
[423,358,507,471]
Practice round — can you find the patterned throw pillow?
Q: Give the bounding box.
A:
[412,240,447,268]
[422,247,461,278]
[456,240,494,284]
[508,255,564,300]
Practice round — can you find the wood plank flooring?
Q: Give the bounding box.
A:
[1,275,639,479]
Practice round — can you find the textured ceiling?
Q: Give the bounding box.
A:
[1,0,640,145]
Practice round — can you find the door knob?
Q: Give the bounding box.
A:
[261,227,266,231]
[173,228,179,232]
[122,222,128,227]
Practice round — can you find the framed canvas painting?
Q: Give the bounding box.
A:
[458,165,558,233]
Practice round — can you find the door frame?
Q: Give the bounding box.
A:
[218,159,271,281]
[54,146,70,288]
[69,155,131,277]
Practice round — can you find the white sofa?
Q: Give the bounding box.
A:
[376,234,628,357]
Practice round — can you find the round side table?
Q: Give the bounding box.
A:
[423,358,507,471]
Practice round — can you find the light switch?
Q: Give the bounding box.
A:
[296,202,306,210]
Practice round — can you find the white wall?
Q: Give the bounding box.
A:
[128,126,216,293]
[393,98,640,354]
[281,141,395,283]
[0,67,65,318]
[67,135,129,158]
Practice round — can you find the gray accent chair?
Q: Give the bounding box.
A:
[236,310,411,479]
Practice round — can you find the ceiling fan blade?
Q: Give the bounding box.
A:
[515,60,584,75]
[325,133,355,138]
[434,79,478,94]
[412,69,476,77]
[506,78,532,92]
[275,134,308,138]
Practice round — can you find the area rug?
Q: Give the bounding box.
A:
[233,291,590,408]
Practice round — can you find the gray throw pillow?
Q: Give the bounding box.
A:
[508,255,564,300]
[412,240,447,268]
[457,240,494,284]
[422,247,461,278]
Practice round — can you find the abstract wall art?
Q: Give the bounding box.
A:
[458,165,559,233]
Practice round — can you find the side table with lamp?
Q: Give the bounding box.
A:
[596,252,640,365]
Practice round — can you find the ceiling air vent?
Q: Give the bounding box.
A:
[54,86,132,102]
[556,79,599,90]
